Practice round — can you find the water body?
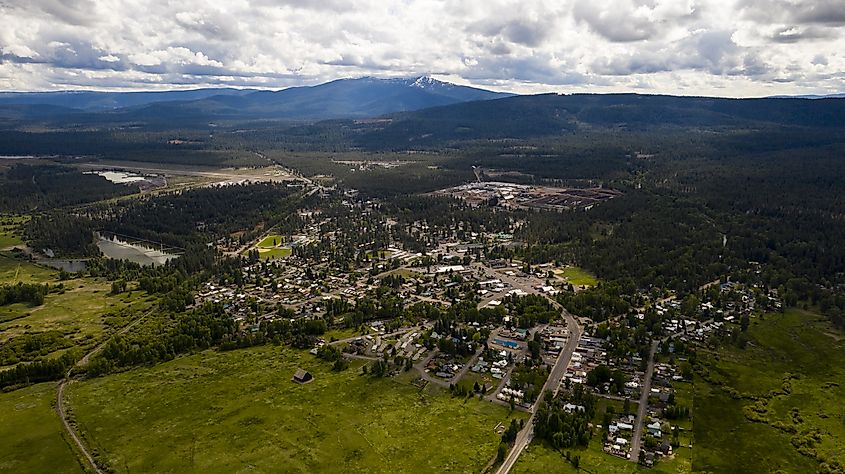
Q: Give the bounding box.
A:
[96,235,177,267]
[39,259,88,273]
[86,170,147,184]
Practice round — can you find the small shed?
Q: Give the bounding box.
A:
[292,368,313,384]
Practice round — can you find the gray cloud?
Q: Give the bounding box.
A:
[471,16,557,47]
[0,0,841,96]
[572,0,658,42]
[739,0,845,26]
[769,25,839,43]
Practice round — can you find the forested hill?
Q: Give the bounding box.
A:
[353,93,845,148]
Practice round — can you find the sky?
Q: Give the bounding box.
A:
[0,0,843,97]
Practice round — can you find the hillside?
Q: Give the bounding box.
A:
[351,93,845,149]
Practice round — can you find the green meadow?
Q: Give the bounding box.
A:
[0,215,27,249]
[694,309,845,473]
[67,345,523,473]
[0,382,82,473]
[0,254,154,351]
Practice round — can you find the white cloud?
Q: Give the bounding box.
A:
[0,0,841,96]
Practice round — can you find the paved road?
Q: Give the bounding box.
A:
[629,339,660,463]
[413,350,450,388]
[328,327,415,347]
[496,305,582,474]
[450,346,483,385]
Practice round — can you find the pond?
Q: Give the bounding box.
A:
[96,235,177,267]
[85,170,147,184]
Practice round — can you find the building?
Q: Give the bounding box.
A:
[292,368,313,384]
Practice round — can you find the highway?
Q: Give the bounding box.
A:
[495,303,581,474]
[629,338,659,463]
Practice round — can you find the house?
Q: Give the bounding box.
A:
[658,441,673,456]
[292,368,313,384]
[647,421,663,438]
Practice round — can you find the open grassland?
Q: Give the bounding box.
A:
[0,227,23,249]
[694,309,845,473]
[68,345,522,473]
[0,253,54,284]
[0,254,155,358]
[0,382,82,473]
[556,267,598,287]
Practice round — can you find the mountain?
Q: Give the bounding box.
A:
[349,93,845,148]
[0,88,254,111]
[0,77,511,125]
[122,76,512,122]
[770,93,845,99]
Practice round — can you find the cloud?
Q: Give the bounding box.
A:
[0,0,841,96]
[768,25,839,43]
[572,0,658,42]
[738,0,845,26]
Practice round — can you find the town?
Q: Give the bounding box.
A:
[184,185,782,471]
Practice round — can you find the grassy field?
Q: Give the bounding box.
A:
[67,345,522,473]
[0,382,82,473]
[258,247,292,259]
[0,215,27,249]
[0,254,155,357]
[0,253,54,284]
[694,309,844,473]
[556,267,598,287]
[257,235,286,248]
[252,234,292,260]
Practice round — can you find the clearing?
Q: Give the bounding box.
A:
[555,267,598,287]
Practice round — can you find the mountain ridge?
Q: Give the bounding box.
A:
[0,76,512,123]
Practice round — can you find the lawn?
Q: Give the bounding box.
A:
[251,234,292,260]
[257,234,286,248]
[556,267,598,287]
[0,382,82,473]
[693,309,845,473]
[67,345,522,473]
[258,247,292,259]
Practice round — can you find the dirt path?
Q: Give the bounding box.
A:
[55,308,154,473]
